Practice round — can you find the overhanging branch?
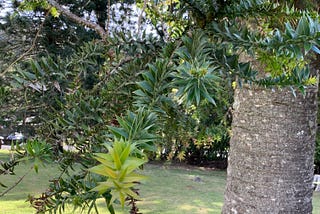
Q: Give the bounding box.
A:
[47,0,107,39]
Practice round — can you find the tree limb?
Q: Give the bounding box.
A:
[46,0,107,39]
[137,0,147,35]
[0,11,49,78]
[0,167,33,197]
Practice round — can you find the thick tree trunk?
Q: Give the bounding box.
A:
[222,85,318,213]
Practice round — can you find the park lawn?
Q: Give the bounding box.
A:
[0,150,319,214]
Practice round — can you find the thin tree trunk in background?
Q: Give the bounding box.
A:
[222,84,318,213]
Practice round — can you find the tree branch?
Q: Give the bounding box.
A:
[137,0,147,35]
[47,0,107,39]
[0,167,33,197]
[0,11,49,78]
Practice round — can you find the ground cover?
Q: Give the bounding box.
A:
[0,150,319,213]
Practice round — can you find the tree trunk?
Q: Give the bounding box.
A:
[222,84,318,213]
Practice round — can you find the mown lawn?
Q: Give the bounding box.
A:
[0,150,319,214]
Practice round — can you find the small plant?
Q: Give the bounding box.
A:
[89,140,147,212]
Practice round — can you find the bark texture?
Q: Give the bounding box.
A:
[222,85,318,213]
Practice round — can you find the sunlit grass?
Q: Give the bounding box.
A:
[0,150,320,213]
[314,192,320,211]
[136,163,226,214]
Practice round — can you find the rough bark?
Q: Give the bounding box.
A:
[222,85,318,213]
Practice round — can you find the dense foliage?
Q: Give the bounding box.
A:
[1,0,320,213]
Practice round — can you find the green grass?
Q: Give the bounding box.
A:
[0,150,320,213]
[137,163,226,214]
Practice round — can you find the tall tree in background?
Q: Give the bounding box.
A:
[0,0,149,139]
